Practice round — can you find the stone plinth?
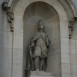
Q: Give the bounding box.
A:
[29,71,54,77]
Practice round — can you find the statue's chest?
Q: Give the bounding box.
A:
[38,33,46,38]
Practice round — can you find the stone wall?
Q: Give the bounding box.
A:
[69,22,77,77]
[0,0,77,77]
[0,0,9,77]
[71,0,77,12]
[69,1,77,77]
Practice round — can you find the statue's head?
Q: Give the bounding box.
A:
[38,19,45,31]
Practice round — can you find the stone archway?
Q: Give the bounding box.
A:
[12,0,70,77]
[23,1,60,77]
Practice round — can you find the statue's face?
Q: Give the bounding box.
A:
[39,25,44,30]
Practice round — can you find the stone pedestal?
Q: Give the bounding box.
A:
[29,71,54,77]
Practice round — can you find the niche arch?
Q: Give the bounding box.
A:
[23,1,60,77]
[13,0,69,77]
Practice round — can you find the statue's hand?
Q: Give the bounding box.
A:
[31,42,34,47]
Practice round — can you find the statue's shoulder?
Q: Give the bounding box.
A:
[33,32,47,37]
[32,32,40,38]
[42,32,47,35]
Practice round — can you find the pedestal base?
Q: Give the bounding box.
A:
[29,71,54,77]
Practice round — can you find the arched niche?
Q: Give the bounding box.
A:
[13,0,70,77]
[23,1,61,77]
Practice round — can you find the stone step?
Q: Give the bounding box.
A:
[29,71,55,77]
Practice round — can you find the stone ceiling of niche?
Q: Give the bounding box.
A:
[24,2,59,23]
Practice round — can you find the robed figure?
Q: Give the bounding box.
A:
[26,19,50,71]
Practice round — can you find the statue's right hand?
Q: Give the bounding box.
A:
[31,42,34,47]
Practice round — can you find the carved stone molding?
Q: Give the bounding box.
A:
[2,2,9,11]
[69,17,77,39]
[7,11,14,32]
[69,21,74,39]
[2,2,14,32]
[74,17,77,21]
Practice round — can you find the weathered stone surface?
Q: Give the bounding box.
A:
[0,0,77,77]
[30,71,54,77]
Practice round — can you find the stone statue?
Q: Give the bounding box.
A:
[26,19,50,71]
